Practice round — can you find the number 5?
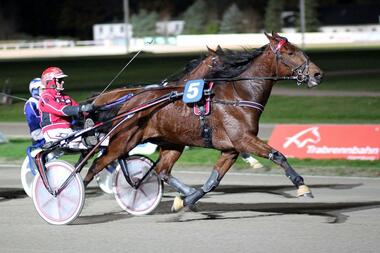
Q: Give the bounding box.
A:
[186,82,200,99]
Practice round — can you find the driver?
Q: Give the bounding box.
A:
[24,78,45,146]
[38,67,95,148]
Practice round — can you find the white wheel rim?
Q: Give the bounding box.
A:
[32,160,84,225]
[113,157,162,215]
[20,157,34,198]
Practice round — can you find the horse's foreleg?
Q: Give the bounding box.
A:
[240,136,313,198]
[171,150,239,212]
[156,146,196,196]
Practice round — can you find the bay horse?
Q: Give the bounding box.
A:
[85,32,323,211]
[82,46,224,183]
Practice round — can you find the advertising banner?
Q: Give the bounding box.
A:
[268,124,380,160]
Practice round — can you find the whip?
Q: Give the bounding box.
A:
[0,92,28,102]
[93,39,154,103]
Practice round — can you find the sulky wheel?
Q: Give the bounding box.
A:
[20,156,35,198]
[32,160,85,225]
[113,155,163,216]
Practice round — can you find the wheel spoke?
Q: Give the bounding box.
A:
[130,190,138,208]
[60,193,78,207]
[40,195,55,209]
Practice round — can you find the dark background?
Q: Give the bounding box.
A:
[1,0,380,40]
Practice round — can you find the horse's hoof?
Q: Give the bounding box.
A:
[171,196,184,212]
[185,204,198,212]
[297,185,314,198]
[250,161,264,170]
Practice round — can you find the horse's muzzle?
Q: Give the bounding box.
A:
[307,71,323,88]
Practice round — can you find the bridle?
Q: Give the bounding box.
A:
[181,55,219,82]
[270,39,310,86]
[206,56,219,69]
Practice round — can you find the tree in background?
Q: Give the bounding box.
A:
[58,0,122,39]
[0,12,17,40]
[182,0,208,34]
[296,0,320,32]
[244,8,263,33]
[205,20,220,34]
[264,0,283,32]
[219,3,245,34]
[131,9,159,37]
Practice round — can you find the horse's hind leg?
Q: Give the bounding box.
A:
[83,127,142,187]
[171,150,239,212]
[83,145,123,187]
[156,145,197,196]
[238,136,313,198]
[240,152,263,169]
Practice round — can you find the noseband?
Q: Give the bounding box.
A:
[271,39,310,86]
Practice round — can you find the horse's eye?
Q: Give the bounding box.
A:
[288,52,294,56]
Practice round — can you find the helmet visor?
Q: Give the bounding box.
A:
[55,73,68,79]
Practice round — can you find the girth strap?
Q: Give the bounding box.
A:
[197,82,214,148]
[199,107,213,148]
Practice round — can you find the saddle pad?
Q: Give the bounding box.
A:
[193,82,214,116]
[194,102,210,116]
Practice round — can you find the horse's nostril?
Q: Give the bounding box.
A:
[314,72,323,80]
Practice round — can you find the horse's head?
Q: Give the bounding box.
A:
[180,46,222,82]
[265,32,323,88]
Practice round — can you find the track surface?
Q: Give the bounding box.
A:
[0,164,380,253]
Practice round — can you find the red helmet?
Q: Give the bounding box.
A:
[41,67,68,90]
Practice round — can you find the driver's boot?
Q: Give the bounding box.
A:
[83,118,98,147]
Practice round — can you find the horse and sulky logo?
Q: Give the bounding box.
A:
[268,124,380,160]
[283,126,320,149]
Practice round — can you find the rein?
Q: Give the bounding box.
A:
[204,76,297,82]
[97,93,134,110]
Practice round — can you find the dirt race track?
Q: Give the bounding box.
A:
[0,164,380,253]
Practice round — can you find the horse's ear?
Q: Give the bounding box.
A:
[272,31,283,40]
[265,32,276,44]
[264,32,272,40]
[206,45,216,55]
[206,46,216,55]
[216,45,224,54]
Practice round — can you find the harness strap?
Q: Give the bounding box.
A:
[212,99,264,113]
[198,82,214,147]
[199,111,213,148]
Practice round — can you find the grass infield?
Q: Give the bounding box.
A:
[1,139,379,176]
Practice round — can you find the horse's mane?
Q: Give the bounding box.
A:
[165,54,207,82]
[207,45,267,79]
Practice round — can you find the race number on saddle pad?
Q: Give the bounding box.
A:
[183,79,204,103]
